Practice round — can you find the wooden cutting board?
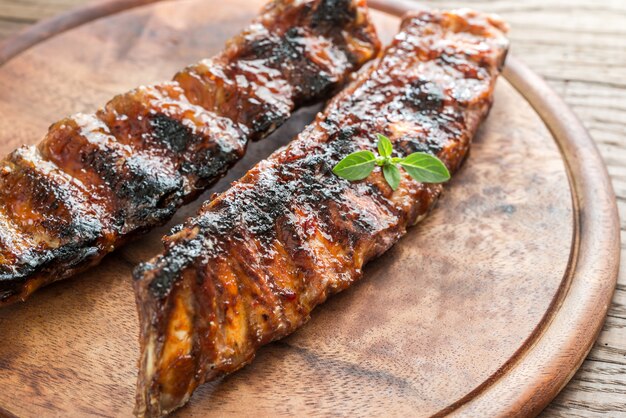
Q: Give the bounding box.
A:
[0,0,619,416]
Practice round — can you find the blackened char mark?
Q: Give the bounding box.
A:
[144,208,236,299]
[149,113,240,188]
[145,237,204,299]
[0,153,104,300]
[311,0,357,27]
[4,153,103,243]
[404,80,445,112]
[281,28,336,101]
[244,28,335,105]
[394,138,444,156]
[0,241,99,293]
[117,155,183,232]
[249,106,289,136]
[179,147,239,189]
[45,128,184,233]
[149,114,194,153]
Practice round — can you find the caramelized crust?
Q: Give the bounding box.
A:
[0,0,380,305]
[133,9,509,417]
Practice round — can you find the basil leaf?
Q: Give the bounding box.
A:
[333,150,376,181]
[376,134,393,158]
[383,163,401,191]
[400,152,450,183]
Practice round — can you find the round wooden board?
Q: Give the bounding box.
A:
[0,0,619,416]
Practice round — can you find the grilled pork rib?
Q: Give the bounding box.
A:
[133,8,509,417]
[0,0,380,305]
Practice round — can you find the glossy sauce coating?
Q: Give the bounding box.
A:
[0,0,380,305]
[133,9,509,417]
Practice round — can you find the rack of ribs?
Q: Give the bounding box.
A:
[133,8,509,417]
[0,0,380,305]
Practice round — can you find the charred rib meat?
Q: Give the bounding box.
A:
[0,0,380,305]
[133,9,509,417]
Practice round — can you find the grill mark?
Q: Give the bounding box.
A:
[1,148,103,244]
[42,113,186,234]
[39,117,117,207]
[277,28,341,101]
[241,26,347,103]
[175,60,293,140]
[97,83,247,200]
[156,109,246,193]
[312,0,356,28]
[149,113,194,153]
[94,88,199,231]
[0,147,106,287]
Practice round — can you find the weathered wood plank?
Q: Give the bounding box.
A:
[0,17,29,39]
[542,360,626,416]
[0,0,90,22]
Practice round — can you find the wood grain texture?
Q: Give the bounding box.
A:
[0,1,625,416]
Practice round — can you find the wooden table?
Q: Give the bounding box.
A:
[0,0,623,416]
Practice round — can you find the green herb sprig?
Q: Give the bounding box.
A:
[332,134,450,190]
